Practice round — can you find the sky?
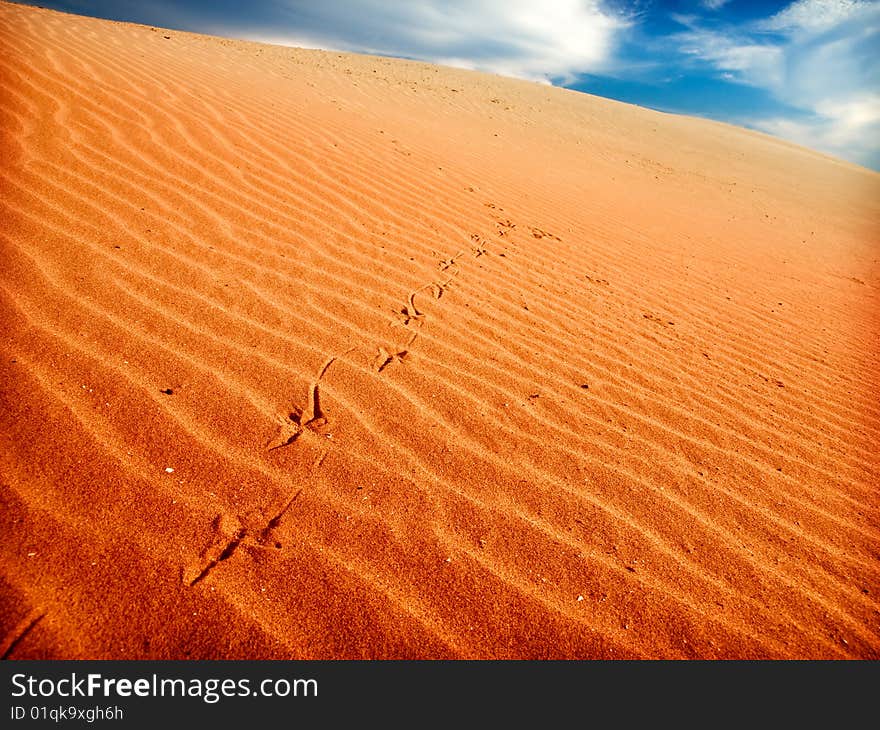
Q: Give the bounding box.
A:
[20,0,880,169]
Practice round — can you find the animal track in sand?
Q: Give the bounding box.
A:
[399,290,425,325]
[495,219,516,237]
[0,608,45,659]
[267,350,353,451]
[438,250,466,271]
[430,273,458,300]
[184,512,246,586]
[530,226,561,242]
[184,490,304,586]
[643,312,675,327]
[470,233,489,258]
[373,346,409,373]
[266,412,303,451]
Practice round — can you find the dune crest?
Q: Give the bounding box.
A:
[1,1,878,659]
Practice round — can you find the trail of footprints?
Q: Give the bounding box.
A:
[186,206,563,586]
[262,206,565,456]
[180,205,593,588]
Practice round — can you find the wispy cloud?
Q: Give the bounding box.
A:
[700,0,732,10]
[757,0,867,32]
[243,0,631,84]
[669,0,880,167]
[754,96,880,164]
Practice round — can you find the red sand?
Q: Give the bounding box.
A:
[1,2,878,659]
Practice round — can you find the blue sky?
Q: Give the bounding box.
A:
[22,1,880,169]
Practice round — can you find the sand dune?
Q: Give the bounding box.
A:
[1,1,878,659]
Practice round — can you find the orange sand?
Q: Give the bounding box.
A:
[1,2,878,659]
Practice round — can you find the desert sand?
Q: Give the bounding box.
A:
[1,1,878,659]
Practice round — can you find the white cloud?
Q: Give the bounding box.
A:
[671,0,880,167]
[700,0,732,10]
[679,36,784,87]
[754,95,880,159]
[244,0,630,84]
[758,0,865,32]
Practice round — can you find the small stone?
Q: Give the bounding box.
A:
[165,467,174,473]
[577,595,584,602]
